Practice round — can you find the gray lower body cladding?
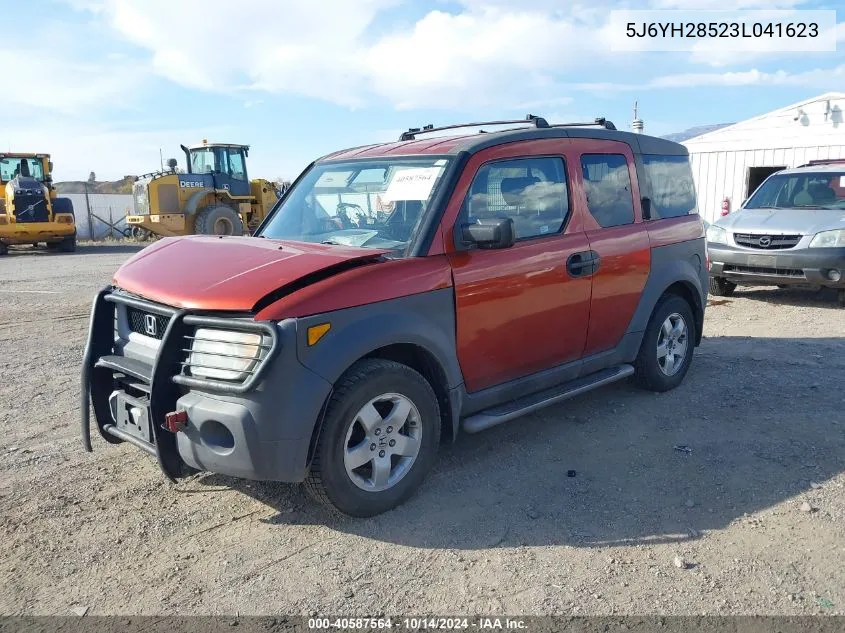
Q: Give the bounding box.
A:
[709,244,845,287]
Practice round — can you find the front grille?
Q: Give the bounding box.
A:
[13,192,48,222]
[126,307,169,339]
[723,264,805,278]
[734,233,801,250]
[133,182,149,215]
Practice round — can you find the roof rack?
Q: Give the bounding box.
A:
[550,117,617,131]
[398,115,619,141]
[801,158,845,167]
[399,114,549,141]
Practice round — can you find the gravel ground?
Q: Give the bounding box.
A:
[0,243,843,617]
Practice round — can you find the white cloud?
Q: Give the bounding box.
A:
[66,0,842,111]
[652,63,845,87]
[0,49,145,114]
[75,1,612,110]
[651,0,805,7]
[574,62,845,91]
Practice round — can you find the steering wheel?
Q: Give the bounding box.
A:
[336,202,370,228]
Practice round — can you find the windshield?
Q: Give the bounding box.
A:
[745,171,845,210]
[190,148,216,174]
[259,157,451,255]
[0,157,45,182]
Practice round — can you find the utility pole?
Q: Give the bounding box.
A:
[84,179,93,240]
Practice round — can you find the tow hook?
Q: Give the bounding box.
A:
[163,410,188,434]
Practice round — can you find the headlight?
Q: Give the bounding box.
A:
[810,229,845,248]
[188,328,263,381]
[706,225,728,245]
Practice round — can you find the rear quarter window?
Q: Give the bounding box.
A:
[642,155,697,219]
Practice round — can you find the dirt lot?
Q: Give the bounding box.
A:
[0,243,843,617]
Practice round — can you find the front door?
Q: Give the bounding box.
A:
[444,142,593,393]
[212,147,251,197]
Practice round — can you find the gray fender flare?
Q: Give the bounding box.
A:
[627,244,707,341]
[295,297,463,390]
[183,190,215,216]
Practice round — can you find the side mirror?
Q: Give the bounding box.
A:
[48,161,54,173]
[461,217,515,249]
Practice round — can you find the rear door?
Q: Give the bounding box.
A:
[570,140,651,358]
[441,140,594,393]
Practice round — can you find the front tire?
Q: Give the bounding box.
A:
[838,289,845,307]
[633,294,696,393]
[709,276,736,297]
[194,205,244,236]
[305,359,441,517]
[58,234,76,253]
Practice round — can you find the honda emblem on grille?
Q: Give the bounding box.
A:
[758,236,772,247]
[144,314,158,337]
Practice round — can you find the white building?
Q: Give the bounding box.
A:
[683,92,845,223]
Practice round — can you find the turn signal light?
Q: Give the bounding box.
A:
[307,323,331,346]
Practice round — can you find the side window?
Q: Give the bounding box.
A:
[228,150,247,181]
[464,157,569,240]
[642,154,696,218]
[580,154,634,228]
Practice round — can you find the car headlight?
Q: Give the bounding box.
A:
[809,229,845,248]
[706,225,728,245]
[188,328,263,381]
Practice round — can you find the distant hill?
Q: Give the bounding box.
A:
[661,123,733,143]
[55,176,136,195]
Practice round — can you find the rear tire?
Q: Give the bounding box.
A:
[305,359,440,517]
[838,289,845,307]
[633,294,696,393]
[709,276,736,297]
[131,226,151,241]
[52,197,74,215]
[0,242,7,256]
[58,234,76,253]
[46,241,61,250]
[194,205,244,236]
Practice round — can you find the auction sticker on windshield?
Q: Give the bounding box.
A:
[382,167,443,202]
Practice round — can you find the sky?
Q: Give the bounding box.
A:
[1,0,843,182]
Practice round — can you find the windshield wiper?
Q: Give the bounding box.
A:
[321,239,343,245]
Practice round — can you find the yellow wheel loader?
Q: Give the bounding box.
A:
[0,153,76,255]
[125,141,280,239]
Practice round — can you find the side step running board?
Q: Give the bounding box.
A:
[461,364,635,434]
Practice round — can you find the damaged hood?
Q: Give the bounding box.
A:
[113,236,386,312]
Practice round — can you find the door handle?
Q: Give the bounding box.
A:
[567,251,600,277]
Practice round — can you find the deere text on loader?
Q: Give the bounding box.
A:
[0,153,76,255]
[126,141,279,239]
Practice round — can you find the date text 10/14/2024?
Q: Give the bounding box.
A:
[307,618,528,630]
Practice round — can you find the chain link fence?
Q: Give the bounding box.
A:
[63,193,133,240]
